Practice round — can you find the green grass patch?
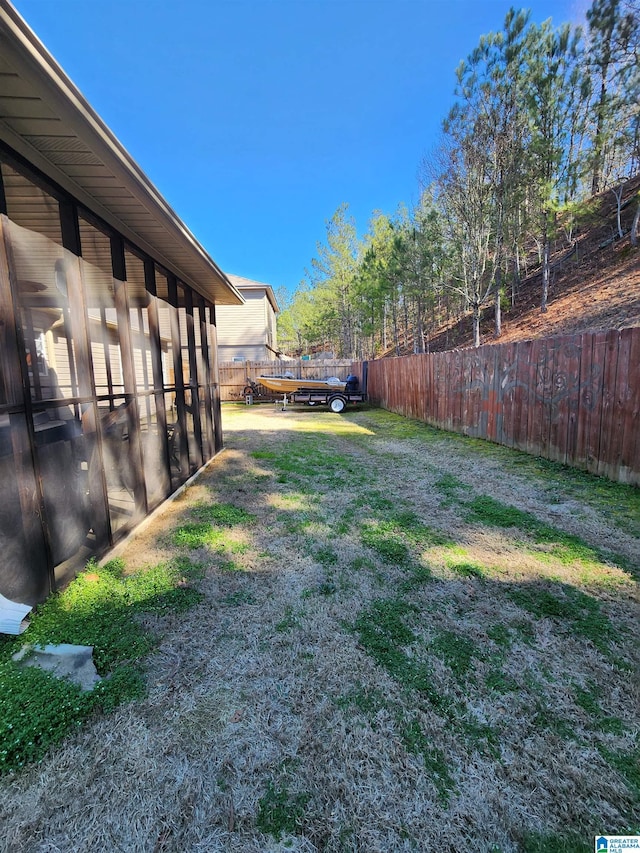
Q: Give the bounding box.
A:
[532,698,575,739]
[392,511,453,549]
[336,684,388,717]
[256,780,310,841]
[275,605,304,633]
[517,456,640,541]
[353,598,417,670]
[20,558,202,671]
[220,589,256,606]
[518,829,590,853]
[360,514,452,566]
[251,437,366,489]
[487,624,512,649]
[360,520,411,565]
[400,716,455,804]
[251,450,277,460]
[506,582,613,651]
[573,683,624,735]
[314,546,339,566]
[448,561,485,579]
[430,630,479,679]
[356,410,442,441]
[485,668,519,694]
[434,473,466,507]
[466,495,633,577]
[598,746,640,799]
[282,509,326,534]
[466,495,545,532]
[171,522,227,550]
[460,716,500,756]
[190,501,255,525]
[400,564,434,591]
[0,558,202,774]
[352,599,448,712]
[217,559,245,572]
[354,490,396,513]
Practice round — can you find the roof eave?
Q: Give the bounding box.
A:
[0,1,243,306]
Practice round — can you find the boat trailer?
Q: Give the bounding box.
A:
[243,376,366,413]
[283,387,366,413]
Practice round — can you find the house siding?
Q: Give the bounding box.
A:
[216,285,279,361]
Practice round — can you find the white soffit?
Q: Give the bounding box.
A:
[0,1,243,306]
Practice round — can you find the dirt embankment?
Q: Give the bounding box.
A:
[426,175,640,353]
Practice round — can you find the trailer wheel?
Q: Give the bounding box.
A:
[328,395,347,413]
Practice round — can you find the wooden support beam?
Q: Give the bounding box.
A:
[168,275,189,478]
[197,294,215,459]
[112,240,147,520]
[0,165,7,216]
[184,285,203,470]
[144,258,171,497]
[59,198,81,256]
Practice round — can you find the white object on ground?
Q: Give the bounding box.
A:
[0,592,32,635]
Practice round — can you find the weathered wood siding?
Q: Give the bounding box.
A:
[219,359,353,401]
[355,328,640,485]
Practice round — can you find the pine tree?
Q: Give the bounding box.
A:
[522,19,589,312]
[587,0,640,193]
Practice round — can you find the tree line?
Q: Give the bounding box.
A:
[278,0,640,357]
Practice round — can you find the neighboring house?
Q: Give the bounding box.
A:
[216,274,280,362]
[0,0,243,607]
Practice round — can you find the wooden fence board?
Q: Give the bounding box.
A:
[587,332,608,474]
[575,332,594,469]
[605,328,630,481]
[548,337,568,463]
[427,353,435,426]
[467,351,482,438]
[526,339,544,457]
[412,355,423,420]
[452,349,463,431]
[561,337,582,466]
[619,327,640,484]
[512,340,530,452]
[433,353,443,426]
[540,339,555,459]
[596,330,620,478]
[490,346,502,443]
[443,352,452,431]
[501,341,518,448]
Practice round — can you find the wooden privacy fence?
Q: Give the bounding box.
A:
[355,327,640,485]
[218,359,353,401]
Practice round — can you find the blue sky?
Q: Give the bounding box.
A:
[13,0,584,303]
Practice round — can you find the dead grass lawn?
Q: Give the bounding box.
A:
[1,404,638,853]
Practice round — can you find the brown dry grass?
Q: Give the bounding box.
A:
[1,403,638,852]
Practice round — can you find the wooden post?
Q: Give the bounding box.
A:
[184,286,203,470]
[144,258,171,497]
[168,275,189,476]
[111,235,147,520]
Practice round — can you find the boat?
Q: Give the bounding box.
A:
[258,375,347,394]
